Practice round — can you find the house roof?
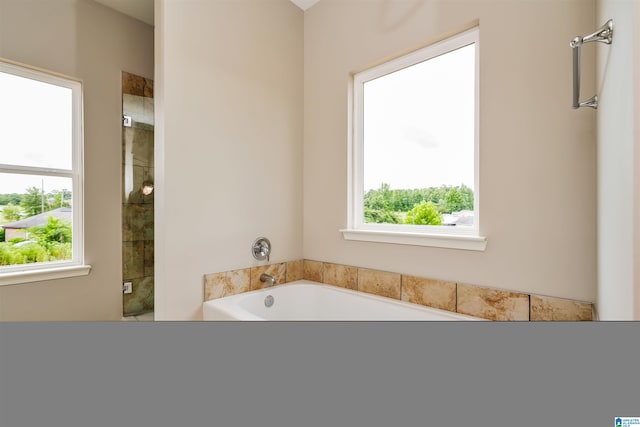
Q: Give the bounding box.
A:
[1,207,72,229]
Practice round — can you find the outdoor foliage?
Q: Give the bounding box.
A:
[404,201,443,225]
[0,216,72,266]
[363,183,474,225]
[364,208,400,224]
[19,187,71,217]
[0,193,21,206]
[20,187,45,217]
[1,204,21,221]
[29,216,72,246]
[0,242,49,265]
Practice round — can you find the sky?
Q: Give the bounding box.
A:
[363,43,475,192]
[0,69,73,195]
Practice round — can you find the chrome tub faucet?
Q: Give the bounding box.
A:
[260,273,276,287]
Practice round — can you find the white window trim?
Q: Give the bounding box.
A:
[0,265,91,286]
[0,58,91,285]
[342,27,486,251]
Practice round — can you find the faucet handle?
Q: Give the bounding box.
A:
[252,237,271,261]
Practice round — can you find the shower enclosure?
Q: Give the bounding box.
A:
[122,71,154,317]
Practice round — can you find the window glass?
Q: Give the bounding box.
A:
[351,28,479,237]
[0,60,83,274]
[0,71,73,170]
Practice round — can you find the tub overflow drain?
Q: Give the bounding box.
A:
[264,295,274,308]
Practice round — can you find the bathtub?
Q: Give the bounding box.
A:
[202,280,482,321]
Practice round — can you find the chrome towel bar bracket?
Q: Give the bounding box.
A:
[570,19,613,109]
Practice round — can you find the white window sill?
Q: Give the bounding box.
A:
[340,229,487,251]
[0,264,92,286]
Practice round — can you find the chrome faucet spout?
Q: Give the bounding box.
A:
[260,273,276,287]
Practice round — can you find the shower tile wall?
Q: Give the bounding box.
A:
[122,72,154,316]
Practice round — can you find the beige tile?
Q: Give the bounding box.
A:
[358,268,401,300]
[303,260,324,282]
[530,295,593,321]
[323,263,358,290]
[251,263,286,290]
[401,276,456,312]
[122,71,154,98]
[204,269,250,301]
[457,283,529,321]
[285,260,304,283]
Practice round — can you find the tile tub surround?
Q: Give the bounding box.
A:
[457,283,530,321]
[204,261,304,301]
[357,268,401,300]
[402,276,457,313]
[323,262,357,290]
[204,268,251,301]
[530,295,593,321]
[203,260,594,321]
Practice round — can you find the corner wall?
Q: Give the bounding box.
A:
[155,0,304,320]
[303,0,597,303]
[636,2,640,321]
[0,0,154,320]
[596,0,639,320]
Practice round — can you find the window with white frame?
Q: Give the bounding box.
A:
[0,59,89,284]
[342,27,486,250]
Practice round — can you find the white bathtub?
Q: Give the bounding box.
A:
[202,280,482,321]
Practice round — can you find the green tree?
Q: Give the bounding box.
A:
[364,183,402,224]
[2,204,22,221]
[444,187,465,213]
[459,184,474,211]
[404,201,443,225]
[28,216,72,246]
[20,186,45,217]
[0,193,22,206]
[364,190,387,211]
[49,189,72,209]
[364,208,400,224]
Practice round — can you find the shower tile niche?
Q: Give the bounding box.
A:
[122,71,154,317]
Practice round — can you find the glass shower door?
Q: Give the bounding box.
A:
[122,71,154,317]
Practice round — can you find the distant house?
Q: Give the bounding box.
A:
[442,210,475,227]
[1,207,72,242]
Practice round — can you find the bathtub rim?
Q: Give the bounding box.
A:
[203,279,483,321]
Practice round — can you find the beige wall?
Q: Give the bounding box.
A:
[155,0,304,320]
[636,1,640,321]
[1,0,603,320]
[596,0,638,320]
[0,0,154,320]
[303,0,597,302]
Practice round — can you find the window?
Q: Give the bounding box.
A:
[0,59,89,284]
[342,27,486,250]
